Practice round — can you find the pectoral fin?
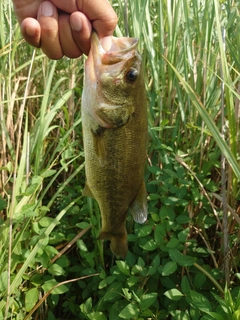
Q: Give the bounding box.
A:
[92,126,106,166]
[129,181,148,224]
[95,103,134,128]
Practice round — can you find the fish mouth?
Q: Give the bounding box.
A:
[91,31,139,65]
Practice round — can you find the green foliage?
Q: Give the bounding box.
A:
[0,0,240,319]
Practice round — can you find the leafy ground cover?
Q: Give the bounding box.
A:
[0,0,239,319]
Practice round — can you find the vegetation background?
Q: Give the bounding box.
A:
[0,0,240,319]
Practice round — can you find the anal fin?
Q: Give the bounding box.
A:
[82,183,95,198]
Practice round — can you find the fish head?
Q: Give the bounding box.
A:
[84,31,144,128]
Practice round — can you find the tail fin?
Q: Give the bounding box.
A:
[98,231,128,259]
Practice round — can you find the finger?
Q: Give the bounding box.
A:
[21,18,41,48]
[100,36,113,52]
[70,12,92,55]
[13,0,43,23]
[58,13,83,58]
[37,1,63,60]
[76,0,118,38]
[50,0,118,37]
[50,0,78,13]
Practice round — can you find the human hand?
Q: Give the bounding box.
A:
[13,0,118,59]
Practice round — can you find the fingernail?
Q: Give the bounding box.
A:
[71,16,82,31]
[41,1,54,17]
[101,36,112,52]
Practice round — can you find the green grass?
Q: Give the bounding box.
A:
[0,0,239,319]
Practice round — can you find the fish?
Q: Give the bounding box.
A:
[81,31,148,258]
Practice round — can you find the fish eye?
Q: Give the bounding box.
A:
[125,68,138,83]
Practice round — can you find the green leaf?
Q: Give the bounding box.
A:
[137,225,153,237]
[40,169,56,178]
[116,260,130,276]
[38,217,55,227]
[49,232,65,244]
[43,245,58,257]
[0,271,8,293]
[48,263,65,276]
[164,289,183,301]
[140,239,157,251]
[119,303,139,319]
[109,301,128,320]
[205,312,226,320]
[99,279,108,289]
[170,310,191,320]
[127,276,139,287]
[176,214,191,224]
[77,239,88,252]
[23,181,42,196]
[169,248,195,266]
[103,282,122,302]
[137,257,145,267]
[181,276,191,294]
[160,206,175,220]
[147,166,161,175]
[233,311,240,320]
[19,204,38,218]
[194,272,206,288]
[25,287,39,312]
[80,297,92,314]
[162,196,179,205]
[162,261,177,276]
[154,224,166,245]
[166,237,180,248]
[0,196,7,211]
[148,193,161,200]
[42,279,69,295]
[87,312,107,320]
[189,290,212,312]
[140,293,157,310]
[122,288,132,300]
[178,228,190,242]
[76,222,91,229]
[30,274,43,287]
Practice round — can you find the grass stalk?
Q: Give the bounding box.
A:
[220,28,230,286]
[194,263,224,295]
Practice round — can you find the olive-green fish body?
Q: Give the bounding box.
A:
[82,32,148,258]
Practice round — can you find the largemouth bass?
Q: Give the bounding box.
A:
[82,32,148,258]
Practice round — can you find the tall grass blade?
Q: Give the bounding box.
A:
[164,57,240,181]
